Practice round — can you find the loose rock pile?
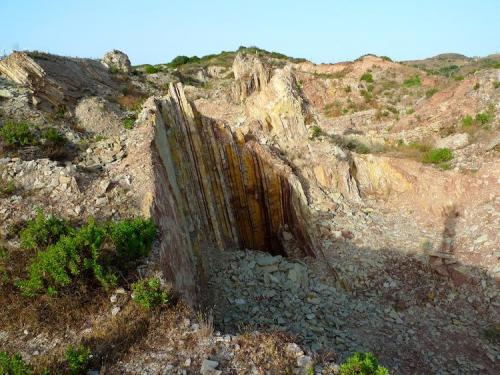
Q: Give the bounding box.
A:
[206,248,498,374]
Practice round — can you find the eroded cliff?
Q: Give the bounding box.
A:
[145,83,316,304]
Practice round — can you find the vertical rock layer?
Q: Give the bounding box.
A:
[147,83,316,304]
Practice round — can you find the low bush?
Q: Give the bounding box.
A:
[475,112,493,125]
[66,345,90,374]
[144,65,159,74]
[360,72,374,83]
[339,352,389,375]
[0,247,8,286]
[422,148,453,165]
[360,89,373,102]
[17,219,114,296]
[461,115,473,127]
[42,127,66,147]
[168,55,200,68]
[425,88,438,98]
[473,82,480,90]
[310,125,323,139]
[403,75,421,87]
[0,121,36,147]
[20,209,71,250]
[17,214,156,297]
[122,117,135,130]
[0,351,33,374]
[0,177,15,198]
[108,218,156,263]
[131,278,169,309]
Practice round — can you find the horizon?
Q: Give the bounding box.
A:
[1,0,499,65]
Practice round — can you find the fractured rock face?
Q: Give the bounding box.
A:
[231,52,271,101]
[434,133,469,150]
[0,51,118,110]
[245,65,309,140]
[102,50,132,74]
[141,83,318,304]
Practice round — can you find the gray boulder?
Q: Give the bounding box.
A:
[102,50,131,74]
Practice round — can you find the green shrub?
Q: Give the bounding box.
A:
[0,121,36,147]
[339,352,389,375]
[108,218,156,263]
[461,115,473,128]
[403,75,421,87]
[360,72,374,83]
[17,219,114,296]
[0,247,8,286]
[360,89,373,102]
[0,351,33,374]
[168,55,191,68]
[380,56,392,62]
[475,112,493,125]
[144,65,159,74]
[310,125,323,139]
[425,88,438,98]
[122,117,135,130]
[42,127,66,147]
[438,65,459,77]
[0,178,15,198]
[131,278,168,309]
[17,215,156,296]
[422,148,453,164]
[66,345,90,375]
[20,210,71,250]
[473,82,480,90]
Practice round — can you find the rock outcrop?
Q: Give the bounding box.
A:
[102,50,132,74]
[0,51,118,110]
[231,52,271,101]
[245,65,309,140]
[142,83,317,304]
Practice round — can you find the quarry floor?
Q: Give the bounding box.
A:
[204,204,499,375]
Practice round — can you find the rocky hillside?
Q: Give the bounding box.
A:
[0,47,498,374]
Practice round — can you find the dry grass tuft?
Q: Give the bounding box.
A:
[234,331,298,374]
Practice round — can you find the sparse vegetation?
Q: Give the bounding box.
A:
[360,72,374,83]
[310,125,323,139]
[403,75,421,87]
[323,101,343,118]
[473,82,480,90]
[360,89,373,102]
[131,278,169,309]
[493,81,500,89]
[461,115,473,128]
[425,88,438,98]
[42,127,66,147]
[339,352,389,375]
[122,117,135,130]
[0,351,33,374]
[422,148,453,166]
[0,121,36,147]
[0,247,8,286]
[66,345,91,374]
[475,112,493,125]
[0,177,15,198]
[144,64,160,74]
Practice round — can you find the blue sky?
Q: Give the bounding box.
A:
[0,0,498,65]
